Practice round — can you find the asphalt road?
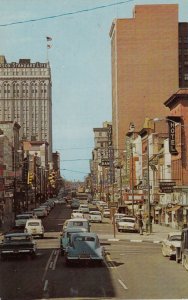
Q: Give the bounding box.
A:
[0,203,188,300]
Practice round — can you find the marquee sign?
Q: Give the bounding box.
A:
[0,63,47,68]
[167,116,181,155]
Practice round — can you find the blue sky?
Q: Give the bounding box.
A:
[0,0,187,181]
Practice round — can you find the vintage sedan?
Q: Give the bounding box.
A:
[60,227,87,255]
[65,232,105,266]
[0,232,37,260]
[116,216,139,232]
[71,210,84,219]
[89,211,102,223]
[162,231,181,260]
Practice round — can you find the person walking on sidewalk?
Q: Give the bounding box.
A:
[138,215,143,235]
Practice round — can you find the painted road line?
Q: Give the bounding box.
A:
[130,240,143,243]
[43,280,48,292]
[49,261,53,269]
[108,239,120,242]
[52,249,59,270]
[153,241,161,244]
[118,279,128,290]
[42,250,55,282]
[106,253,129,291]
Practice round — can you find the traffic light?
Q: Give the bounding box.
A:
[48,171,56,188]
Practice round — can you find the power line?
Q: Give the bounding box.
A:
[61,168,88,174]
[62,159,90,161]
[0,0,134,27]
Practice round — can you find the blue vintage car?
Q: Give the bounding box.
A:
[60,227,87,255]
[65,232,105,266]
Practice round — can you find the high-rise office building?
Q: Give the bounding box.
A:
[110,4,188,153]
[0,56,52,158]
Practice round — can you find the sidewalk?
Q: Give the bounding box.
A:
[98,223,181,243]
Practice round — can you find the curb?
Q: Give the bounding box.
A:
[105,238,162,244]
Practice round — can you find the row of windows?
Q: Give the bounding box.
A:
[0,69,49,76]
[179,49,188,55]
[179,74,188,80]
[179,61,188,67]
[179,37,188,43]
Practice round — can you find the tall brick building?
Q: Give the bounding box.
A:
[110,4,187,154]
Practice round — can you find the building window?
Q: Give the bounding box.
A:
[184,49,188,55]
[184,74,188,81]
[184,37,188,43]
[184,61,188,66]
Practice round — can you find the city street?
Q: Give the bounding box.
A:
[0,203,188,300]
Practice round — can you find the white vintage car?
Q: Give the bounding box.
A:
[116,216,139,232]
[71,211,84,219]
[161,232,182,260]
[89,211,102,223]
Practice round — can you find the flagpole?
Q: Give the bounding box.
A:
[46,36,52,62]
[46,46,49,62]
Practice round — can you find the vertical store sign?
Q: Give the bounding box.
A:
[107,125,114,184]
[167,116,181,155]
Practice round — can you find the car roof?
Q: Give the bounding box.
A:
[16,214,31,217]
[71,232,97,238]
[64,227,87,233]
[26,218,41,223]
[168,231,181,236]
[4,232,31,237]
[66,218,88,222]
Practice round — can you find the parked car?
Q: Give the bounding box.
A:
[89,211,102,223]
[79,204,89,213]
[161,232,181,260]
[63,218,90,232]
[33,207,48,218]
[116,216,139,232]
[71,211,84,219]
[113,213,126,224]
[103,209,110,218]
[39,205,51,214]
[65,232,105,266]
[60,227,87,255]
[25,219,44,238]
[15,214,34,228]
[71,199,80,209]
[0,232,37,260]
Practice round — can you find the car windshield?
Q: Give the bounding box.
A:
[120,218,135,223]
[74,236,95,242]
[16,215,30,220]
[72,221,84,226]
[27,222,40,226]
[169,235,181,241]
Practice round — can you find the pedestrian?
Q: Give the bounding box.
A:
[138,215,143,235]
[145,216,149,233]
